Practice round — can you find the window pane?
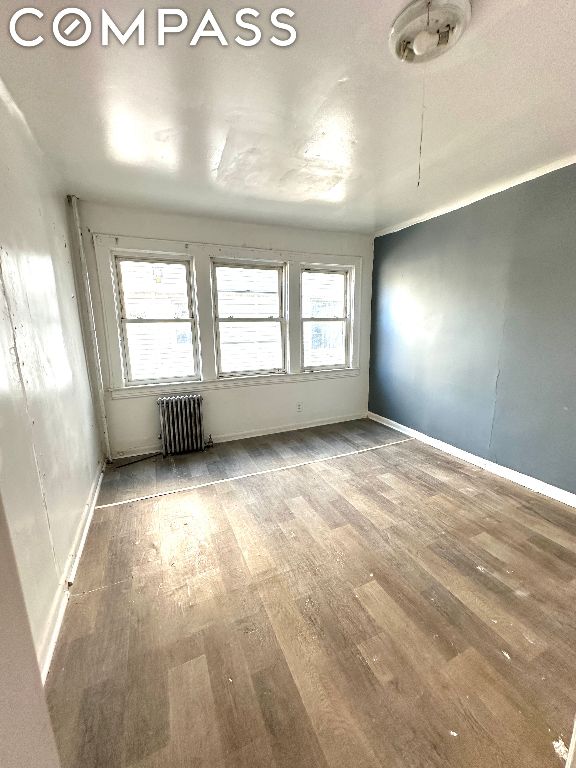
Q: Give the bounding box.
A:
[302,271,346,318]
[219,322,283,374]
[216,266,280,318]
[126,322,195,381]
[120,260,190,320]
[303,320,346,368]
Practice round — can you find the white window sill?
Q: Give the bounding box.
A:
[109,368,361,400]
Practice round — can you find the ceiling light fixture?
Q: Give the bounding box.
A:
[390,0,472,63]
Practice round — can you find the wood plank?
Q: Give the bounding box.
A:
[46,420,576,768]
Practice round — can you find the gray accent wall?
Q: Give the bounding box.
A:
[369,163,576,494]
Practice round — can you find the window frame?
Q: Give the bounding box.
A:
[93,234,362,395]
[300,266,353,372]
[113,252,201,386]
[211,258,288,379]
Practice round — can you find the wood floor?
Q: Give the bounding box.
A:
[46,419,576,768]
[96,419,406,507]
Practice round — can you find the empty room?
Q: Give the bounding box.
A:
[1,1,576,767]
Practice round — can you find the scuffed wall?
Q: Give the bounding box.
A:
[0,79,102,669]
[0,495,61,768]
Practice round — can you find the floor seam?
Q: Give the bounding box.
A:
[70,578,132,597]
[96,437,415,510]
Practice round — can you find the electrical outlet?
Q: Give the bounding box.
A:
[297,402,304,413]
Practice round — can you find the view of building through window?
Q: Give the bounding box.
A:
[302,270,349,368]
[214,264,284,375]
[117,259,196,382]
[116,258,351,382]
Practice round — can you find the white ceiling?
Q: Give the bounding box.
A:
[1,0,575,234]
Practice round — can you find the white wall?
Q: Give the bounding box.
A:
[0,80,102,673]
[80,201,373,458]
[0,495,61,768]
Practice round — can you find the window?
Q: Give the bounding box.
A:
[116,257,199,383]
[212,262,286,377]
[95,235,361,391]
[301,269,351,369]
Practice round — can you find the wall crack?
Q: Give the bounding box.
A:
[0,248,61,579]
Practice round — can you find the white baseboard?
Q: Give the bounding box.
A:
[566,717,576,768]
[39,459,105,684]
[113,443,162,459]
[368,412,576,510]
[212,413,368,444]
[112,413,369,459]
[67,461,106,585]
[39,587,69,684]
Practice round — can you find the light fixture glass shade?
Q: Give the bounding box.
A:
[389,0,472,63]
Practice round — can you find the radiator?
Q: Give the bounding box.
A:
[158,394,206,457]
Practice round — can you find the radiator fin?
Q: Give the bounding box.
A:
[158,394,205,457]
